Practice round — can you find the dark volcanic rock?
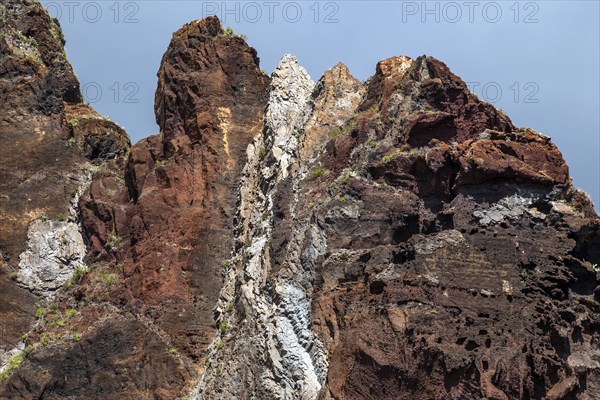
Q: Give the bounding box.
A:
[303,59,599,400]
[71,114,131,163]
[0,313,191,400]
[0,0,130,361]
[75,13,270,388]
[1,4,599,400]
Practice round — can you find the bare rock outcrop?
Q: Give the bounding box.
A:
[0,0,129,365]
[1,14,269,400]
[1,7,598,400]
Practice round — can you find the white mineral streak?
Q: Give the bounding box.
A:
[0,343,24,378]
[1,172,91,375]
[195,54,329,400]
[15,172,91,298]
[473,192,546,226]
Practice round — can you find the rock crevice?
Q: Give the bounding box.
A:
[1,10,599,400]
[196,54,327,400]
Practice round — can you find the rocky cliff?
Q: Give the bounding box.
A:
[1,4,599,400]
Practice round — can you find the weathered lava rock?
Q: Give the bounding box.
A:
[1,5,599,400]
[1,13,269,400]
[67,15,268,398]
[302,58,600,400]
[0,0,130,365]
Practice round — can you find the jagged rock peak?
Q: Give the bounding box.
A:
[330,61,350,73]
[359,54,513,146]
[155,16,268,143]
[164,15,225,43]
[311,61,363,115]
[376,55,414,80]
[300,62,364,160]
[269,54,315,104]
[263,54,314,174]
[0,0,82,113]
[187,15,224,36]
[311,62,360,100]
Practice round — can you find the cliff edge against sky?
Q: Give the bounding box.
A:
[1,2,599,399]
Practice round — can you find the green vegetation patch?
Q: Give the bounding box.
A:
[0,346,33,382]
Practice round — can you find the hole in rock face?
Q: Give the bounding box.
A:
[392,215,420,244]
[436,212,455,231]
[464,340,480,351]
[565,258,598,296]
[392,247,415,264]
[572,326,583,343]
[84,136,117,161]
[369,280,386,295]
[359,253,372,263]
[406,115,458,148]
[326,319,335,339]
[532,200,552,214]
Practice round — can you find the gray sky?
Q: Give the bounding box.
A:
[41,1,599,207]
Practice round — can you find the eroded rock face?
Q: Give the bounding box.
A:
[0,0,130,363]
[1,6,599,400]
[196,54,325,399]
[197,51,598,400]
[293,60,598,399]
[7,15,270,399]
[82,15,269,357]
[3,313,192,399]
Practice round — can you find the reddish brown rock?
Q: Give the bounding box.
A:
[2,12,269,400]
[78,14,270,375]
[0,0,82,270]
[0,0,129,359]
[1,4,598,400]
[300,63,365,161]
[361,55,513,148]
[304,57,599,400]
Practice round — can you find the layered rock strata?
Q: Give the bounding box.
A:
[1,6,599,400]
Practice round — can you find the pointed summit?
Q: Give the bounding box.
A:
[300,62,364,160]
[155,16,268,143]
[266,54,315,139]
[271,54,314,91]
[189,15,223,36]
